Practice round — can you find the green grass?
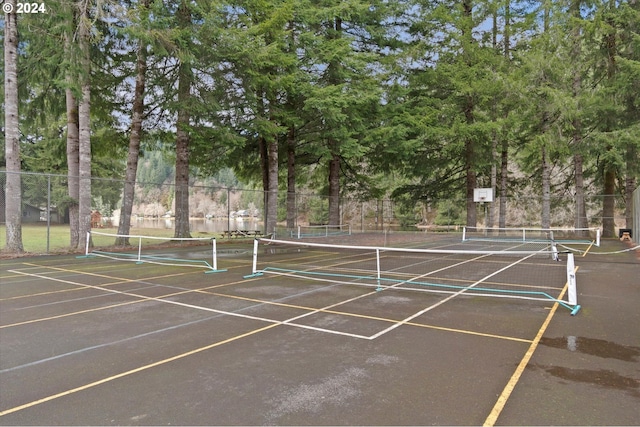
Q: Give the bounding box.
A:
[0,224,220,254]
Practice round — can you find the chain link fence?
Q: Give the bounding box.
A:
[0,170,633,253]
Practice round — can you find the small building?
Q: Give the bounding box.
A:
[22,204,42,223]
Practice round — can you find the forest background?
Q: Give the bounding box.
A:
[1,0,639,253]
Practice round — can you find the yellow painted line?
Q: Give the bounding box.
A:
[1,299,145,328]
[0,323,279,417]
[404,321,533,344]
[583,241,594,256]
[0,272,30,279]
[483,266,579,426]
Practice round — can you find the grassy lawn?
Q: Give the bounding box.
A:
[0,224,218,254]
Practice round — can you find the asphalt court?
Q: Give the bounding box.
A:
[1,235,638,425]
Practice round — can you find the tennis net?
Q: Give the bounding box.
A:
[462,226,600,247]
[246,238,580,315]
[81,231,226,273]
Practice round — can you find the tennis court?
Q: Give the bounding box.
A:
[1,231,638,425]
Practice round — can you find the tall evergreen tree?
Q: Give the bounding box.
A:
[116,0,152,246]
[3,0,23,252]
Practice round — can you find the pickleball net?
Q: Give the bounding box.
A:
[245,238,580,315]
[80,231,226,273]
[462,226,600,247]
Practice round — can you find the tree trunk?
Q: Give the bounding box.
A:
[541,112,552,229]
[574,151,588,232]
[571,1,588,236]
[625,145,637,228]
[601,0,618,239]
[174,85,192,238]
[266,138,279,235]
[174,0,192,239]
[499,140,508,230]
[3,0,23,253]
[541,145,551,229]
[602,167,616,237]
[258,135,269,230]
[65,28,80,248]
[488,133,497,229]
[462,0,476,228]
[464,97,476,228]
[497,0,511,231]
[286,126,296,229]
[326,17,343,228]
[328,146,341,226]
[117,34,148,246]
[77,4,92,250]
[465,139,477,228]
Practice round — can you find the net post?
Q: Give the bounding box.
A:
[243,239,264,278]
[375,248,382,291]
[566,253,579,315]
[522,228,526,242]
[136,236,143,264]
[76,231,93,258]
[348,224,352,235]
[596,228,601,247]
[252,238,258,274]
[297,225,301,239]
[204,238,227,273]
[212,238,217,271]
[462,227,467,242]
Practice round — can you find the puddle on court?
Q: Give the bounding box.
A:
[528,364,639,395]
[539,336,640,362]
[148,249,249,258]
[535,336,640,395]
[217,249,250,256]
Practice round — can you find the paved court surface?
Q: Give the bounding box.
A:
[0,235,638,426]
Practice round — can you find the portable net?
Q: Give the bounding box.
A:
[246,238,580,315]
[462,226,600,247]
[293,224,352,239]
[81,231,226,273]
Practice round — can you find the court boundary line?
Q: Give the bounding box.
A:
[0,262,551,420]
[3,264,535,345]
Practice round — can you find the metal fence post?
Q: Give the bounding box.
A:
[46,174,51,253]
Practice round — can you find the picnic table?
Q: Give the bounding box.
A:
[220,230,263,239]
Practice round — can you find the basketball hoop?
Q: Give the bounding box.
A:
[473,188,493,203]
